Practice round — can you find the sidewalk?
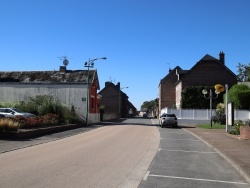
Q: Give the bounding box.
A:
[184,127,250,184]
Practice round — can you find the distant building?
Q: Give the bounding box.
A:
[159,52,239,110]
[98,81,136,119]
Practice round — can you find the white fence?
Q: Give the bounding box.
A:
[161,108,250,120]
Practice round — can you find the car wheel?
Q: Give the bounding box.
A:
[173,123,178,128]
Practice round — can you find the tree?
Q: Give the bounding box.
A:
[181,86,224,109]
[141,99,158,112]
[237,62,250,81]
[228,84,250,109]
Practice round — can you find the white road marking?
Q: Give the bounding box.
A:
[148,174,248,185]
[161,132,186,134]
[143,171,150,180]
[160,138,200,141]
[158,148,216,154]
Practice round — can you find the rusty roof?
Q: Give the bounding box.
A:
[0,69,97,83]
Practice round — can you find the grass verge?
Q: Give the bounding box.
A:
[196,124,226,129]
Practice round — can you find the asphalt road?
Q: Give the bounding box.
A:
[0,117,249,188]
[0,119,159,188]
[139,118,249,188]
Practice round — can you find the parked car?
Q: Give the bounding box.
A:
[0,108,35,117]
[159,113,178,128]
[0,114,5,118]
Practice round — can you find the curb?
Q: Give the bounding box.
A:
[0,124,85,139]
[183,128,250,185]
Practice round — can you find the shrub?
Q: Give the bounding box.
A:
[229,120,243,135]
[212,113,226,124]
[228,84,250,109]
[40,113,59,126]
[181,86,224,109]
[212,103,226,124]
[8,114,60,129]
[0,118,20,132]
[0,95,81,124]
[245,119,250,126]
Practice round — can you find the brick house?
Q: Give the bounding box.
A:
[0,65,101,123]
[159,52,239,110]
[98,81,136,119]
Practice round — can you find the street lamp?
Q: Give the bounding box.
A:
[202,88,220,128]
[119,86,128,118]
[84,57,106,125]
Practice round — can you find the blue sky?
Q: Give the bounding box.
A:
[1,0,250,110]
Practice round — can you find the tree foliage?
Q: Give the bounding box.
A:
[141,99,158,112]
[237,62,250,81]
[181,86,224,109]
[228,84,250,109]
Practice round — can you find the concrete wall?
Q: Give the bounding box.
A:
[0,83,95,122]
[103,113,118,121]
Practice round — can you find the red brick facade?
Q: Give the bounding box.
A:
[89,78,100,113]
[159,67,181,110]
[181,57,237,89]
[159,52,238,110]
[98,82,136,117]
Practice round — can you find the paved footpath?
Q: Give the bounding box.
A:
[184,127,250,184]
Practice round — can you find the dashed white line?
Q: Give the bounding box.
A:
[161,132,186,134]
[160,138,200,141]
[158,148,216,154]
[147,174,248,185]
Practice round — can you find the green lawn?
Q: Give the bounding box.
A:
[196,124,226,129]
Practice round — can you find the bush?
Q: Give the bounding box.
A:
[228,84,250,109]
[2,114,59,130]
[245,119,250,126]
[229,120,243,135]
[0,118,19,132]
[212,103,226,124]
[212,113,226,124]
[0,95,80,123]
[181,86,224,109]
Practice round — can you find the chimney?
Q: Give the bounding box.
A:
[59,66,66,73]
[116,82,120,90]
[169,68,172,73]
[105,81,111,87]
[219,51,225,64]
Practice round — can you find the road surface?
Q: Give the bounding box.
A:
[0,123,159,188]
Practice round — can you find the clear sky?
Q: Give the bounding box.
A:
[1,0,250,110]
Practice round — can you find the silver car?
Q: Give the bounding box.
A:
[159,113,178,128]
[0,108,35,117]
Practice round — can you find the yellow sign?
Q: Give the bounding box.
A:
[214,84,225,92]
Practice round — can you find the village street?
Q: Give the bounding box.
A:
[0,119,159,188]
[0,118,249,188]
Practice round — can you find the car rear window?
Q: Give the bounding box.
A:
[166,114,176,117]
[161,114,176,118]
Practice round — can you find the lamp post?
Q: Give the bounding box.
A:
[118,86,128,118]
[202,88,220,128]
[84,57,106,125]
